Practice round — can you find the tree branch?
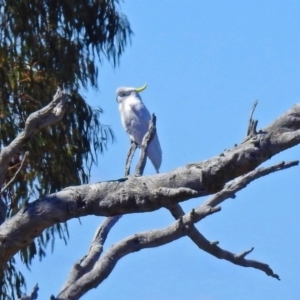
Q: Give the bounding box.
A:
[55,204,220,299]
[203,160,298,208]
[124,142,137,177]
[166,160,297,281]
[124,113,157,177]
[0,88,68,185]
[0,103,300,274]
[0,88,68,224]
[53,159,296,298]
[55,154,290,299]
[19,283,39,300]
[58,115,157,298]
[246,100,258,137]
[58,216,121,297]
[135,114,157,176]
[1,151,29,194]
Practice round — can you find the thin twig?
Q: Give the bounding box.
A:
[235,247,254,259]
[1,151,29,194]
[249,100,258,124]
[166,161,298,282]
[246,100,258,137]
[203,160,298,208]
[124,142,138,177]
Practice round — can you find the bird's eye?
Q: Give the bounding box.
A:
[122,93,126,96]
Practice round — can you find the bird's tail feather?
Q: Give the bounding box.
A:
[147,134,162,173]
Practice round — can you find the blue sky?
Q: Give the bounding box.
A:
[19,1,300,299]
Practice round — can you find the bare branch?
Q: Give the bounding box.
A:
[164,160,297,281]
[203,160,298,208]
[59,216,121,296]
[246,100,258,137]
[56,182,282,300]
[235,247,254,259]
[0,89,68,224]
[1,151,29,194]
[19,283,39,300]
[135,114,157,176]
[124,142,138,177]
[124,114,157,177]
[0,104,300,270]
[0,88,68,183]
[57,154,293,298]
[58,115,158,298]
[55,205,220,299]
[165,161,294,280]
[167,203,279,280]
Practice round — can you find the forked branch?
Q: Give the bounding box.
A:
[57,216,122,298]
[135,113,157,176]
[124,113,157,176]
[54,159,296,298]
[0,88,68,224]
[0,98,300,300]
[57,115,157,298]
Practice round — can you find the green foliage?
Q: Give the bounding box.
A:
[0,0,132,298]
[0,258,25,300]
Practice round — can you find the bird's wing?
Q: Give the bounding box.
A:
[123,97,151,144]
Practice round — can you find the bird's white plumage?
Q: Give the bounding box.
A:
[116,85,162,173]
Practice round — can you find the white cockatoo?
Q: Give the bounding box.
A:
[116,84,162,173]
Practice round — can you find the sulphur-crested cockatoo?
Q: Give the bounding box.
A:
[116,84,162,173]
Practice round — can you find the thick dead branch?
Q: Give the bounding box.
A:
[56,157,292,298]
[135,114,157,176]
[0,103,300,272]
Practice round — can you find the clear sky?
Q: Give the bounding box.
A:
[19,1,300,299]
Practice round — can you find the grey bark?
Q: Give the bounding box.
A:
[55,160,298,299]
[0,88,68,223]
[1,97,300,299]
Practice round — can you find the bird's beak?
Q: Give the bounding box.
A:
[135,83,147,93]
